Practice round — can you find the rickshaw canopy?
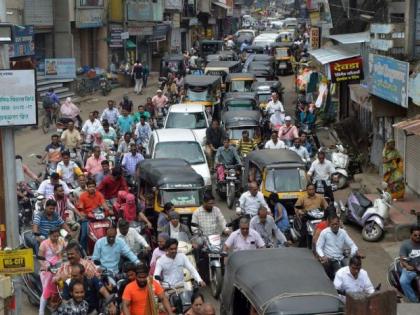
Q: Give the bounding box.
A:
[184,75,221,87]
[245,149,304,170]
[226,73,256,82]
[251,80,282,92]
[220,248,344,315]
[222,110,261,128]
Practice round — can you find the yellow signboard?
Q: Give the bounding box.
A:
[0,249,34,275]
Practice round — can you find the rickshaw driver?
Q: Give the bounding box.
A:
[237,130,258,157]
[215,137,242,182]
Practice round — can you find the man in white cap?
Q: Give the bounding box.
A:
[152,89,168,117]
[278,116,299,147]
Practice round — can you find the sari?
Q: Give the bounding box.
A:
[383,141,405,200]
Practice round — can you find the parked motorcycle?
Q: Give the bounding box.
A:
[100,76,112,96]
[215,165,242,209]
[339,188,391,242]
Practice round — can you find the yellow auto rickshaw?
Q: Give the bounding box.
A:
[222,110,262,148]
[243,149,307,211]
[138,159,205,224]
[273,42,294,75]
[225,73,256,93]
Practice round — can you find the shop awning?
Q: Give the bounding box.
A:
[393,116,420,136]
[212,1,230,10]
[125,40,136,49]
[327,32,370,44]
[309,47,360,65]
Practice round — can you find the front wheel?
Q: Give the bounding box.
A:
[210,266,223,298]
[226,183,235,209]
[362,222,383,242]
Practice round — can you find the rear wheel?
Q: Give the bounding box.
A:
[362,222,383,242]
[210,266,223,298]
[226,183,235,209]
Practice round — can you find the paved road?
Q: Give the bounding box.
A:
[17,74,399,314]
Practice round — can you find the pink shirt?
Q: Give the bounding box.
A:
[85,155,105,175]
[278,125,299,141]
[152,95,168,109]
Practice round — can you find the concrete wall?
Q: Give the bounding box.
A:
[54,0,74,58]
[6,0,24,24]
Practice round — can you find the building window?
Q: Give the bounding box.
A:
[79,0,104,7]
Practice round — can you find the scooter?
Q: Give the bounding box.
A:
[290,208,324,249]
[215,164,242,209]
[155,276,196,315]
[339,188,391,242]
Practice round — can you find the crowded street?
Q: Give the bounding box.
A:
[2,1,420,315]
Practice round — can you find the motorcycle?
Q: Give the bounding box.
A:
[86,208,114,255]
[388,256,420,302]
[156,276,196,315]
[215,165,242,209]
[17,180,39,229]
[191,223,226,298]
[290,208,324,249]
[339,188,391,242]
[100,76,112,96]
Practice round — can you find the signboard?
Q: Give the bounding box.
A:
[121,32,130,40]
[409,72,420,106]
[309,27,320,50]
[330,57,364,83]
[8,25,35,59]
[369,54,409,108]
[0,70,37,127]
[127,0,164,22]
[0,249,34,274]
[24,0,53,26]
[45,58,76,79]
[109,24,123,48]
[76,8,105,28]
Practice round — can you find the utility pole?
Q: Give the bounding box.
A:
[0,0,23,313]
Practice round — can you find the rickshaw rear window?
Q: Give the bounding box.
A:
[265,168,307,192]
[226,100,254,110]
[230,81,253,92]
[276,48,289,57]
[166,112,207,129]
[160,190,201,207]
[228,128,255,139]
[186,89,210,101]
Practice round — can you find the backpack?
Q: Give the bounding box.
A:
[42,94,54,109]
[134,64,143,79]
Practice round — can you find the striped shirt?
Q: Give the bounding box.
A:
[238,139,257,156]
[33,212,64,237]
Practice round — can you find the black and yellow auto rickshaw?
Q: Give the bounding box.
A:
[222,92,258,113]
[222,110,262,147]
[220,248,344,315]
[138,159,205,224]
[204,61,242,84]
[183,75,222,118]
[200,40,224,57]
[243,149,307,211]
[272,42,294,75]
[160,54,186,77]
[251,80,284,110]
[225,73,256,93]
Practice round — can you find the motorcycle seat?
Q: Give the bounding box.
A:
[351,202,368,218]
[354,191,373,208]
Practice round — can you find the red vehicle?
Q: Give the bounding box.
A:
[87,208,114,255]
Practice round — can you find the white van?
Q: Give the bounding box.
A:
[252,33,281,48]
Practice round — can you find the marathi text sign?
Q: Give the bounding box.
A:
[330,57,363,83]
[0,70,37,127]
[0,249,34,275]
[45,58,76,79]
[369,54,409,108]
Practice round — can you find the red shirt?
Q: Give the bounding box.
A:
[97,175,128,200]
[78,191,105,215]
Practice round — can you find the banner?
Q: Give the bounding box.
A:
[45,58,76,79]
[330,57,364,83]
[309,27,320,50]
[8,25,35,58]
[369,54,409,108]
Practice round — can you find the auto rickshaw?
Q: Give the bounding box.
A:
[243,149,307,211]
[220,248,344,315]
[204,61,242,84]
[138,159,205,224]
[272,42,293,75]
[160,54,186,77]
[251,80,284,110]
[222,92,258,113]
[183,75,222,118]
[200,40,224,57]
[225,73,256,93]
[222,110,262,147]
[247,62,275,81]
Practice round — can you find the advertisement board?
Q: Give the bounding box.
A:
[109,24,123,48]
[330,57,364,83]
[369,54,409,108]
[0,249,34,274]
[0,70,37,127]
[45,58,76,79]
[309,27,320,50]
[8,25,35,59]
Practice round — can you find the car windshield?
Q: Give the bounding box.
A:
[166,112,207,129]
[186,88,210,101]
[155,141,206,164]
[226,100,255,111]
[228,128,255,139]
[160,189,201,207]
[230,81,253,92]
[265,168,307,192]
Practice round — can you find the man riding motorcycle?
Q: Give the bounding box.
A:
[399,225,420,302]
[162,211,192,241]
[250,206,288,247]
[237,130,258,158]
[42,134,64,172]
[238,181,270,217]
[307,151,336,201]
[215,137,242,182]
[56,151,83,188]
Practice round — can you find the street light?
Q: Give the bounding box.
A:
[0,23,12,43]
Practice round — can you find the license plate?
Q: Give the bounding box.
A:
[208,254,220,258]
[226,176,236,180]
[279,63,287,69]
[93,222,109,228]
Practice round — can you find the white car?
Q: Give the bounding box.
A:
[163,104,209,146]
[149,129,211,188]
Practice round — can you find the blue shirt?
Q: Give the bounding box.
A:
[92,237,139,273]
[274,202,290,233]
[117,115,134,134]
[33,212,65,238]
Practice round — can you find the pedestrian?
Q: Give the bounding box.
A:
[142,63,149,88]
[383,139,405,200]
[131,60,144,95]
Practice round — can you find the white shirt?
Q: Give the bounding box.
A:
[334,266,374,297]
[169,224,180,240]
[264,139,286,149]
[266,100,284,115]
[37,179,71,197]
[289,145,310,162]
[154,253,202,286]
[100,107,120,125]
[308,159,336,181]
[117,227,150,253]
[56,160,80,184]
[239,191,270,216]
[81,119,102,143]
[316,227,358,260]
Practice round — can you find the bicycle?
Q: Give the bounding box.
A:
[41,106,59,134]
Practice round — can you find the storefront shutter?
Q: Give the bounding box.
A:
[405,135,420,194]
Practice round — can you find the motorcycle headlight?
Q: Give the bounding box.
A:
[228,169,236,177]
[308,209,324,219]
